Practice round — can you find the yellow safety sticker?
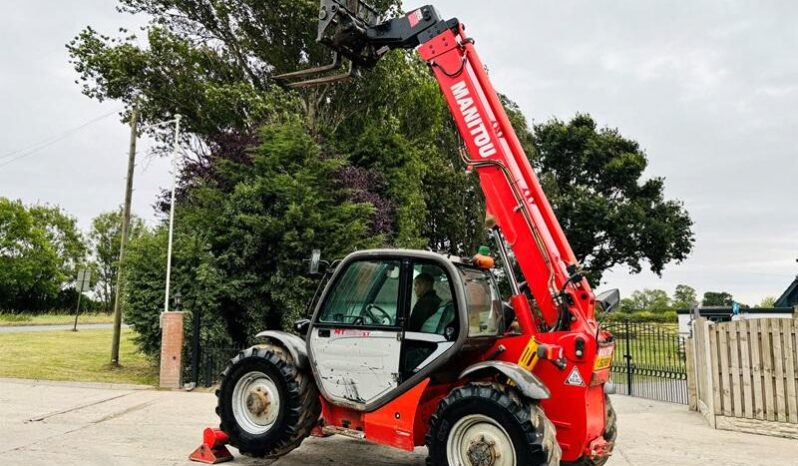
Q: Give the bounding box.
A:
[594,345,614,370]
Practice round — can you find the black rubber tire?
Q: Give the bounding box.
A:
[216,345,320,458]
[562,394,617,466]
[425,382,561,466]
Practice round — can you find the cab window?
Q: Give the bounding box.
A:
[318,260,401,326]
[458,267,504,337]
[408,263,455,335]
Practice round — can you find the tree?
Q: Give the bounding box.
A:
[89,210,146,312]
[70,2,695,351]
[672,284,698,310]
[758,296,776,308]
[0,198,60,311]
[124,121,384,355]
[702,291,733,307]
[28,205,88,284]
[530,114,694,284]
[620,289,672,313]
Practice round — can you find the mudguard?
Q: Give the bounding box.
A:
[459,360,550,400]
[255,331,309,369]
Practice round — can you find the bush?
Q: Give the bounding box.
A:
[123,229,168,358]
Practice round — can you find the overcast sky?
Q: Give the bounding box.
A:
[1,1,796,305]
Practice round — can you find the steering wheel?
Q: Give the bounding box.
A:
[362,303,392,325]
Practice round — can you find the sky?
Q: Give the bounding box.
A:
[1,1,796,305]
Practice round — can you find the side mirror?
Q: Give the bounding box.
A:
[596,289,621,314]
[294,319,311,336]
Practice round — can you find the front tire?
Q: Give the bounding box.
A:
[216,345,320,458]
[426,382,561,466]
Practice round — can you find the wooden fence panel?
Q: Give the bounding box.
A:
[748,319,764,420]
[739,321,754,418]
[718,325,731,416]
[782,319,797,424]
[709,325,722,415]
[772,320,787,423]
[689,317,798,436]
[761,319,775,421]
[736,321,743,417]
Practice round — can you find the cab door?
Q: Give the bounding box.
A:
[308,259,407,406]
[401,261,459,377]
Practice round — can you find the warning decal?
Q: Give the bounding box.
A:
[408,9,423,28]
[565,367,586,387]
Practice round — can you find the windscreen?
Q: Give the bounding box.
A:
[458,266,504,337]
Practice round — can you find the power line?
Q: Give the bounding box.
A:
[0,108,122,169]
[0,108,122,161]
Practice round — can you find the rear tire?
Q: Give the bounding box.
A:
[425,382,561,466]
[562,394,617,466]
[216,345,320,458]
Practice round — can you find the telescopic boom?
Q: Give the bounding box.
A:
[279,1,597,334]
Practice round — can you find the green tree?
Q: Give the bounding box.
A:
[0,198,60,311]
[124,121,383,355]
[67,1,482,255]
[28,205,88,285]
[702,291,733,307]
[89,210,146,312]
[620,289,672,313]
[70,2,695,351]
[758,296,776,308]
[530,114,694,284]
[672,284,698,310]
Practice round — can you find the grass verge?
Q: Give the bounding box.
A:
[0,312,116,326]
[0,328,157,386]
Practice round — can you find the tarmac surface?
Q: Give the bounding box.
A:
[1,378,797,465]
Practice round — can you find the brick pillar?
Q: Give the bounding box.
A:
[159,311,184,389]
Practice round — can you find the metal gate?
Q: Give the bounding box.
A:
[604,321,688,404]
[181,310,250,388]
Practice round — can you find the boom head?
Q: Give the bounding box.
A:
[276,1,454,88]
[317,0,383,68]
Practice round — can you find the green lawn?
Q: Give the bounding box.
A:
[0,312,116,326]
[0,328,157,385]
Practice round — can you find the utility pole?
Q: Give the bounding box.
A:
[111,99,140,366]
[164,115,182,314]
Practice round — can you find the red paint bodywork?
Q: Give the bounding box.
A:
[309,12,615,464]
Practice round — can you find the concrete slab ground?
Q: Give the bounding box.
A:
[1,378,796,465]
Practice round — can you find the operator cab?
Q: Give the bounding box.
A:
[306,249,504,410]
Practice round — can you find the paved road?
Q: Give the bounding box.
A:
[0,323,120,333]
[1,378,797,465]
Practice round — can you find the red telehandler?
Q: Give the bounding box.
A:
[211,2,619,465]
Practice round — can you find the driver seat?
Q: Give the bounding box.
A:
[434,301,457,338]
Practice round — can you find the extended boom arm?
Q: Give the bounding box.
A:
[283,1,598,334]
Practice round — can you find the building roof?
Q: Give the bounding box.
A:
[774,275,798,308]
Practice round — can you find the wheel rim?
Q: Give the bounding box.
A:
[231,371,281,435]
[446,414,516,466]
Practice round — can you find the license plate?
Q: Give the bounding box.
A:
[594,345,614,370]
